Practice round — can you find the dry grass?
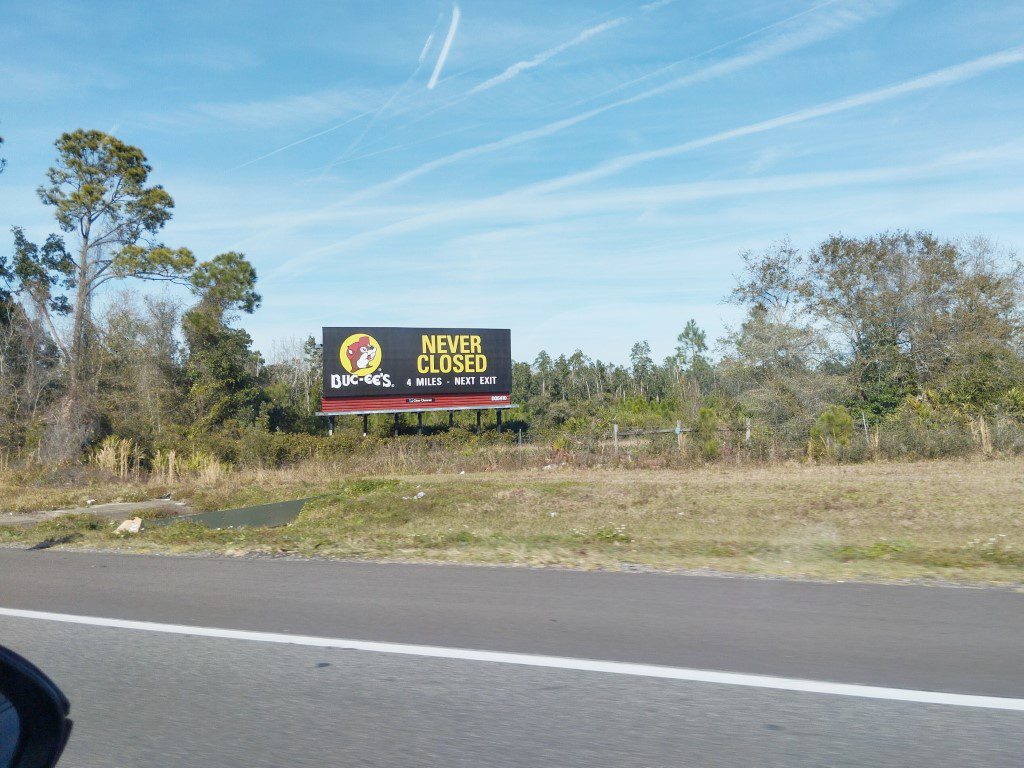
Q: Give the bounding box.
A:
[3,458,1024,585]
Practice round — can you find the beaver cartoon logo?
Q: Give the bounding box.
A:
[340,333,381,376]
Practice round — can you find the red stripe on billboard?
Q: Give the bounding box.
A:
[320,393,512,414]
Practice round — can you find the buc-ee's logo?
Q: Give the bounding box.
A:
[330,333,393,390]
[341,333,381,376]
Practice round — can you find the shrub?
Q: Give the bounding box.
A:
[697,407,719,461]
[810,405,855,458]
[877,410,976,459]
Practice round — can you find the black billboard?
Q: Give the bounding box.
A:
[322,327,512,398]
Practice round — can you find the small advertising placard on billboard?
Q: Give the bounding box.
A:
[322,327,512,399]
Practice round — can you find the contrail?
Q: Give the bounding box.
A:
[419,32,436,63]
[328,124,480,169]
[234,15,442,171]
[303,0,676,172]
[468,17,628,96]
[232,110,371,170]
[338,19,448,162]
[428,4,461,90]
[526,45,1024,197]
[330,49,433,166]
[311,1,887,203]
[581,0,844,105]
[276,44,1024,270]
[382,0,678,136]
[467,0,677,96]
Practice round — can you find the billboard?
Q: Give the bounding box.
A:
[321,327,511,413]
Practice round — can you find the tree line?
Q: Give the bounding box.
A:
[0,130,317,464]
[515,233,1024,458]
[2,130,1023,467]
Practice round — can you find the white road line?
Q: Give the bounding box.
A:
[2,607,1022,711]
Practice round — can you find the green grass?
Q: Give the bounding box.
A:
[3,459,1024,585]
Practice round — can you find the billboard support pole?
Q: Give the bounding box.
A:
[449,411,454,428]
[328,415,335,437]
[362,414,369,437]
[417,412,424,435]
[393,413,400,437]
[496,409,503,433]
[476,410,482,433]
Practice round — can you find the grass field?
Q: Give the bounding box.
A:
[3,458,1024,585]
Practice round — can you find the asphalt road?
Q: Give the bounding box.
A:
[1,549,1022,766]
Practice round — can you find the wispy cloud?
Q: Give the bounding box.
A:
[279,48,1024,269]
[0,62,126,98]
[428,4,461,90]
[581,0,845,105]
[236,18,444,170]
[326,123,481,170]
[330,41,436,165]
[242,1,664,172]
[155,45,258,73]
[525,45,1024,196]
[310,0,893,207]
[173,88,377,130]
[0,64,64,97]
[374,0,678,144]
[301,146,1024,237]
[509,145,1024,216]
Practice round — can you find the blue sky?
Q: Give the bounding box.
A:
[2,0,1023,365]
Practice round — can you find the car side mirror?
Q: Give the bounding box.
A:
[0,647,72,768]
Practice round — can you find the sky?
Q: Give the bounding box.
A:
[2,0,1023,365]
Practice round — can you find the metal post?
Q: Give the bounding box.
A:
[417,412,423,435]
[496,409,503,433]
[449,411,454,428]
[613,423,619,455]
[328,415,335,437]
[393,413,400,437]
[476,410,482,433]
[362,414,369,437]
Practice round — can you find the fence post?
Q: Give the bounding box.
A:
[676,421,683,452]
[613,423,619,455]
[979,416,992,454]
[745,417,751,444]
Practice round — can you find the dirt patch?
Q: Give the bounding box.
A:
[1,499,191,527]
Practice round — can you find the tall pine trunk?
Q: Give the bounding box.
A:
[42,241,95,463]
